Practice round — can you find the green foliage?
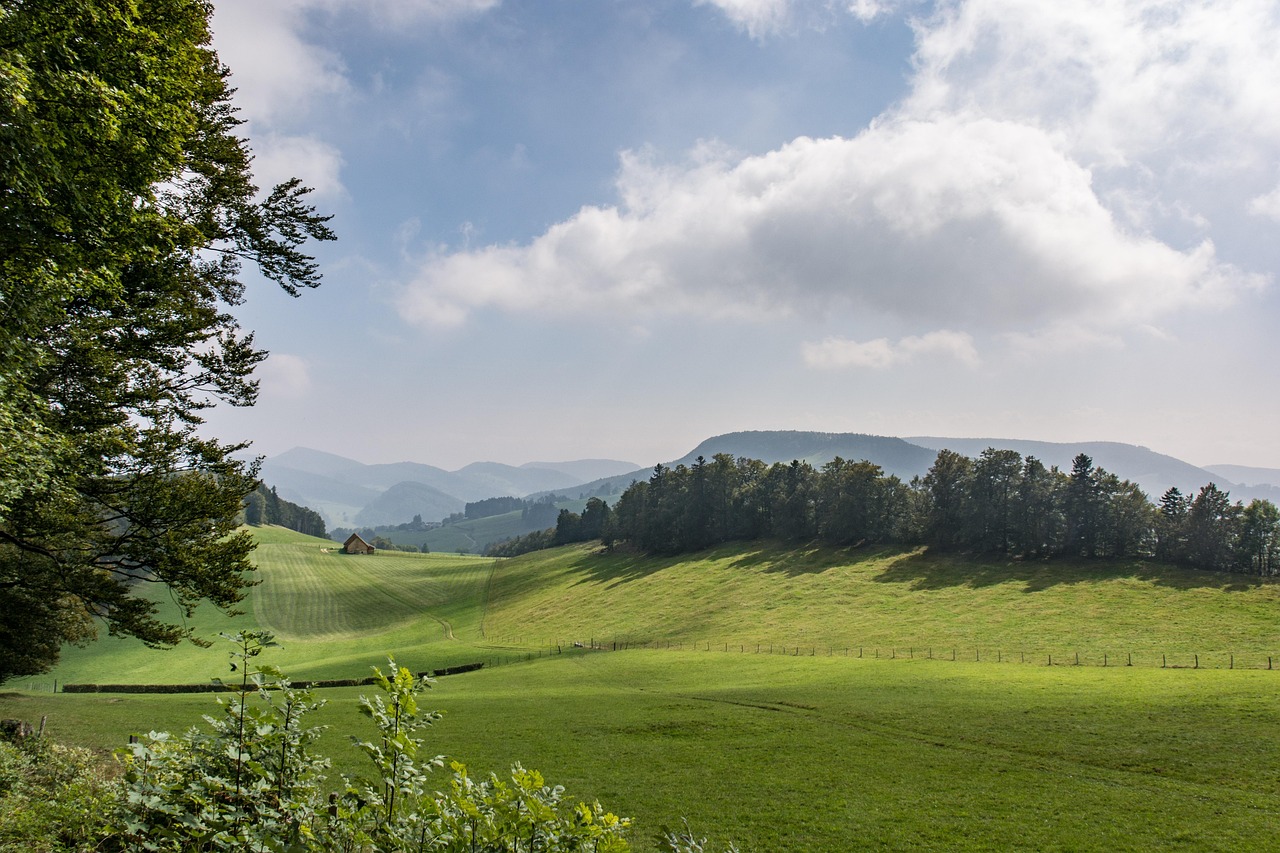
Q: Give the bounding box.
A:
[658,820,738,853]
[114,630,329,851]
[597,449,1275,577]
[247,485,327,538]
[0,736,119,852]
[0,0,334,681]
[110,634,633,852]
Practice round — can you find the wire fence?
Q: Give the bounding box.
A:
[13,641,1277,695]
[482,635,1280,672]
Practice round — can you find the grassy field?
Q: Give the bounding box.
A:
[483,541,1280,665]
[38,526,498,685]
[3,527,1279,850]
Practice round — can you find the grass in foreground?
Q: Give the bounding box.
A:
[4,650,1278,852]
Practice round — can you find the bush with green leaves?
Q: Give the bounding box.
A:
[112,631,636,852]
[0,735,118,852]
[113,631,329,851]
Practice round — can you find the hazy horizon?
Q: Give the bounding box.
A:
[201,1,1280,472]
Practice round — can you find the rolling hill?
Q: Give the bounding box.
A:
[12,527,1280,852]
[560,430,1272,508]
[259,432,1276,535]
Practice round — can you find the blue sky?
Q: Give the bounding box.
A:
[203,0,1280,471]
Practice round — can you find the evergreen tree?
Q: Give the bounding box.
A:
[921,450,974,549]
[1155,487,1190,563]
[0,0,333,680]
[971,448,1023,553]
[1185,483,1239,571]
[1235,499,1280,575]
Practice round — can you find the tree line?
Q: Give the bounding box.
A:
[243,485,327,538]
[0,0,333,682]
[497,451,1279,576]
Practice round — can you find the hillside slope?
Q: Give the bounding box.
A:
[43,529,1280,687]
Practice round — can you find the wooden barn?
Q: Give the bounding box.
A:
[342,533,375,554]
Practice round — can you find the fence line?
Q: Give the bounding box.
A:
[481,635,1279,672]
[15,644,1275,695]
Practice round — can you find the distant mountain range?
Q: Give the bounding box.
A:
[262,432,1280,528]
[259,448,640,526]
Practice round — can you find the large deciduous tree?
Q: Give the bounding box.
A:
[0,0,334,681]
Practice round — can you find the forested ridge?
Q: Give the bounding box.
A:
[534,450,1279,575]
[243,484,326,538]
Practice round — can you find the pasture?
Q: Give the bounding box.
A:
[3,526,1279,850]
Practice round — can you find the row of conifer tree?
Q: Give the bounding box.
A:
[535,450,1278,575]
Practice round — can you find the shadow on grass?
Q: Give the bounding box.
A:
[560,539,1273,596]
[873,549,1270,593]
[563,547,696,590]
[564,541,921,586]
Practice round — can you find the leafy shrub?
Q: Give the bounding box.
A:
[112,631,634,852]
[0,736,118,852]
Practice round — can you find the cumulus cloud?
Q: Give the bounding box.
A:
[211,1,349,126]
[257,354,313,400]
[210,0,498,199]
[803,330,979,369]
[695,0,795,37]
[397,0,1276,360]
[399,116,1256,330]
[251,134,347,200]
[1251,183,1280,223]
[696,0,911,35]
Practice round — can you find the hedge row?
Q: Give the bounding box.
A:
[61,663,485,694]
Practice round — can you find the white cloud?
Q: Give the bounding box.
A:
[395,0,1275,359]
[211,1,350,126]
[695,0,796,37]
[399,116,1257,331]
[695,0,913,35]
[804,330,979,369]
[251,134,347,200]
[1250,183,1280,223]
[210,0,498,198]
[257,354,313,400]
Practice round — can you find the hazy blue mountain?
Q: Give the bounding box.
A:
[353,481,464,527]
[260,448,639,527]
[904,436,1270,501]
[262,436,1278,530]
[256,464,381,526]
[674,430,938,479]
[556,431,940,502]
[1203,464,1280,488]
[453,461,583,500]
[267,447,372,480]
[521,459,639,482]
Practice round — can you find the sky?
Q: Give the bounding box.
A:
[202,0,1280,472]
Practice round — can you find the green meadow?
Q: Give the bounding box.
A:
[3,526,1279,850]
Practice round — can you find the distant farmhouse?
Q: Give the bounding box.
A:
[342,532,375,554]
